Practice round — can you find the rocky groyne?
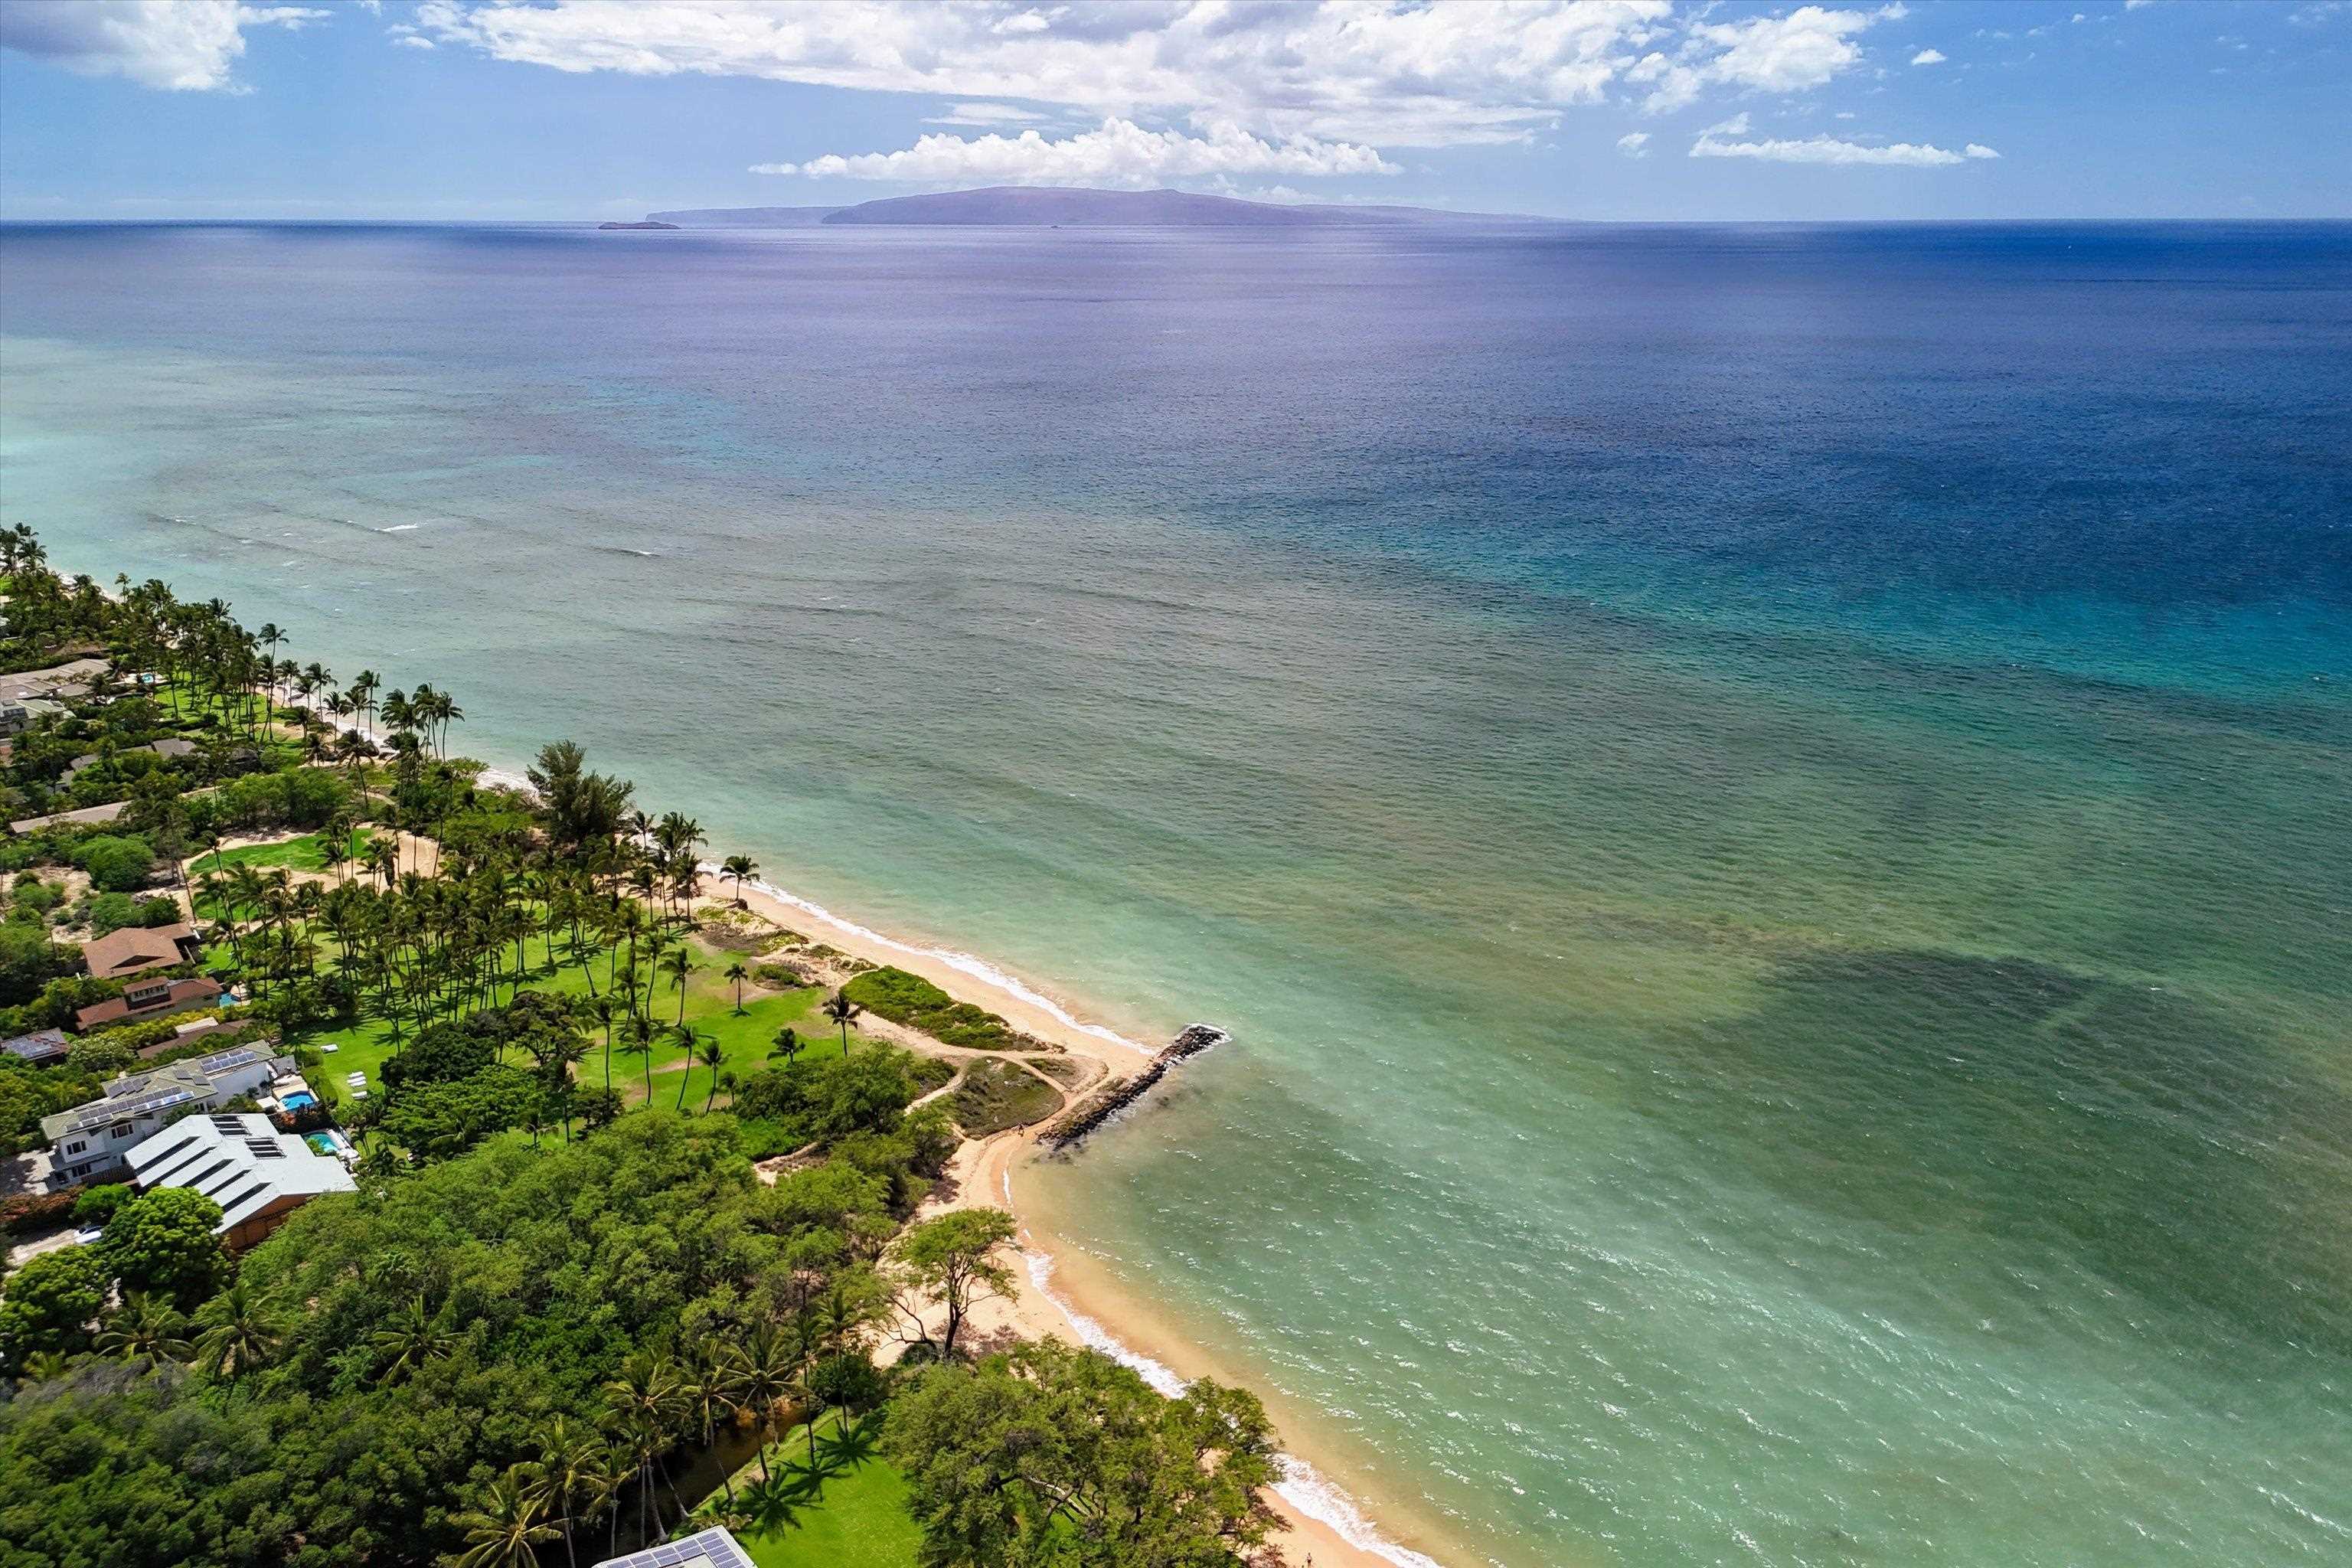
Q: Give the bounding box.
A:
[1039,1024,1227,1152]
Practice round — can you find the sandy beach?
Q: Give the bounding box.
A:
[710,867,1449,1568]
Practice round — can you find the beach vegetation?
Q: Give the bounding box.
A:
[841,965,1037,1051]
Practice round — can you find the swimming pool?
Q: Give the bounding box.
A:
[281,1090,317,1111]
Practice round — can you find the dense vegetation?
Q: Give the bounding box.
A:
[841,966,1040,1052]
[0,525,1285,1568]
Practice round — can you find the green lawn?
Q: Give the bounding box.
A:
[279,933,884,1115]
[190,827,374,894]
[710,1423,922,1568]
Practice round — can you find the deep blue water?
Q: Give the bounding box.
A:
[4,220,2350,1566]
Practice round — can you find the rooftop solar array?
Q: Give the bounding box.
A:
[591,1529,753,1568]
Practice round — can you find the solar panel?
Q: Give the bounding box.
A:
[247,1140,286,1159]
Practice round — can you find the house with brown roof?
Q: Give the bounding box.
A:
[74,975,224,1034]
[80,922,202,982]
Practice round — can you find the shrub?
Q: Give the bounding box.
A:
[841,966,1039,1050]
[70,1184,134,1228]
[74,834,155,893]
[1,1188,80,1236]
[87,891,140,936]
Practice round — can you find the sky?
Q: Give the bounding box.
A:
[0,0,2344,222]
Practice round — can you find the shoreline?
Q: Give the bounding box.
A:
[701,861,1458,1568]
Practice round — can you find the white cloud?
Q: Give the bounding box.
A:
[755,116,1402,185]
[1690,116,1999,166]
[926,101,1048,127]
[1910,47,1946,64]
[417,1,1691,147]
[413,1,1915,148]
[0,0,325,91]
[1628,2,1902,113]
[393,34,435,51]
[2125,0,2153,9]
[1615,129,1651,158]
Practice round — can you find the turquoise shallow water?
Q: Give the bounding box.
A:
[3,222,2349,1566]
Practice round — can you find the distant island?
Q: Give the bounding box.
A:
[646,185,1556,230]
[596,220,679,230]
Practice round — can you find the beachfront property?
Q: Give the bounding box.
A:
[4,655,109,704]
[119,1111,355,1250]
[80,920,204,982]
[0,697,65,737]
[1,1027,70,1067]
[24,1044,296,1190]
[72,974,224,1033]
[590,1527,755,1568]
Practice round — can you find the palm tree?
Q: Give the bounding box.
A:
[619,1013,656,1099]
[731,1323,799,1485]
[591,995,617,1093]
[769,1026,801,1068]
[451,1465,558,1568]
[682,1339,749,1505]
[822,991,862,1057]
[371,1295,462,1385]
[668,1023,707,1112]
[523,1415,606,1568]
[661,946,694,1024]
[698,1038,727,1112]
[600,1351,690,1540]
[191,1279,284,1390]
[96,1292,192,1367]
[724,959,749,1014]
[720,853,757,906]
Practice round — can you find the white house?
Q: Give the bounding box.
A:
[32,1045,294,1190]
[121,1112,354,1250]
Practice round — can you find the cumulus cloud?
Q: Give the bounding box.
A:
[1628,2,1900,113]
[1615,130,1651,157]
[753,116,1400,185]
[1690,114,1998,165]
[412,1,1935,149]
[1911,47,1946,64]
[0,0,325,91]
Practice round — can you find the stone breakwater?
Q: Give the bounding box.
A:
[1040,1024,1228,1152]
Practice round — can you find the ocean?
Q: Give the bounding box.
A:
[2,220,2347,1566]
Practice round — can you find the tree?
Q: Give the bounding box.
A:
[452,1464,559,1568]
[884,1338,1281,1568]
[370,1292,461,1384]
[70,1182,136,1228]
[720,853,756,905]
[768,1025,801,1067]
[191,1277,284,1387]
[523,1414,609,1568]
[724,959,749,1014]
[698,1038,727,1112]
[822,990,861,1057]
[100,1187,227,1308]
[661,946,694,1024]
[95,1290,193,1367]
[887,1207,1017,1362]
[0,1243,107,1367]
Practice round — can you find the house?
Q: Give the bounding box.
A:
[120,1111,354,1250]
[80,921,204,982]
[30,1044,291,1190]
[61,736,199,784]
[591,1527,754,1568]
[0,697,64,737]
[73,975,224,1034]
[2,1027,70,1066]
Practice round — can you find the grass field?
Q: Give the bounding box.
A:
[710,1420,923,1568]
[279,932,884,1114]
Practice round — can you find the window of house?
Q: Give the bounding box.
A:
[64,1139,86,1155]
[110,1121,135,1138]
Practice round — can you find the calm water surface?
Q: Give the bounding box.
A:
[3,221,2348,1566]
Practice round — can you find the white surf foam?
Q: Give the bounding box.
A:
[377,523,421,533]
[1021,1232,1445,1568]
[730,870,1154,1059]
